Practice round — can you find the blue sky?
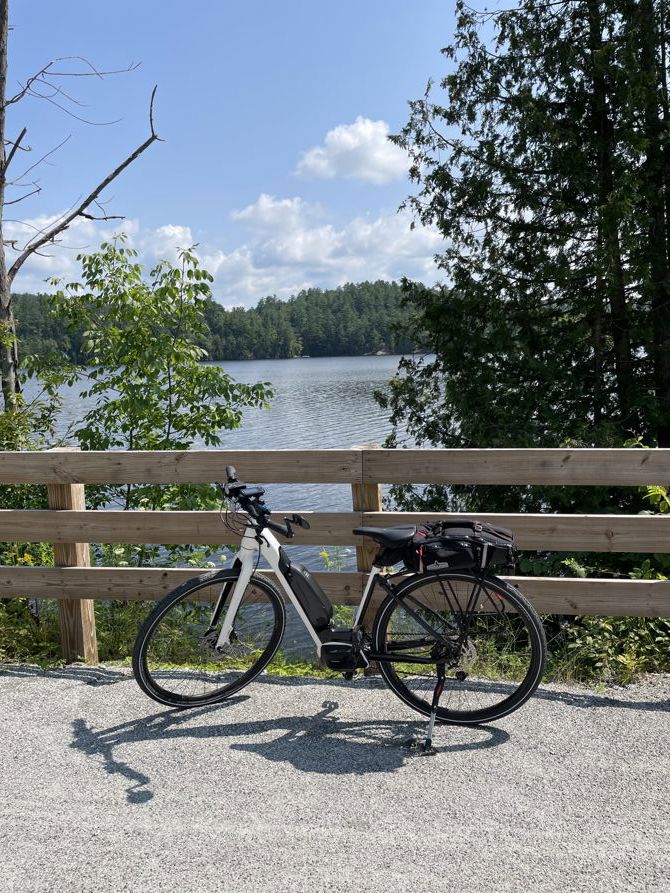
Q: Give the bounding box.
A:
[7,1,453,304]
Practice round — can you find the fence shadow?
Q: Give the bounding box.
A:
[69,699,509,804]
[531,684,670,713]
[0,662,131,686]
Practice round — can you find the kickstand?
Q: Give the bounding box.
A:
[403,662,446,757]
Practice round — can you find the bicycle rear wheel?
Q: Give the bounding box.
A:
[372,572,546,725]
[133,569,285,707]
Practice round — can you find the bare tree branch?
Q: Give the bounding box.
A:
[8,133,71,184]
[4,135,30,150]
[4,56,140,107]
[12,196,83,248]
[26,85,122,126]
[2,123,26,172]
[7,86,160,283]
[29,79,87,107]
[4,183,40,204]
[79,210,124,221]
[49,56,140,77]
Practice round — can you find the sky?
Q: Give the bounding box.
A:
[6,1,453,306]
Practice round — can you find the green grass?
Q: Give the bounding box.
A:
[2,597,669,686]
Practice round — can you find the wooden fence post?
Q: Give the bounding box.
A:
[351,444,383,574]
[351,445,382,667]
[46,451,98,664]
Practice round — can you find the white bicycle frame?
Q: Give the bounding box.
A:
[215,522,380,656]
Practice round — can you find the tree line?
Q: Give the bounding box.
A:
[13,280,420,363]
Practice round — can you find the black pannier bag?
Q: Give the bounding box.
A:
[286,563,333,631]
[402,518,517,574]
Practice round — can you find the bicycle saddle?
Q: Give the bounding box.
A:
[352,525,417,547]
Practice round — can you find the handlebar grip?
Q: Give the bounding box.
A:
[225,465,237,483]
[266,519,293,539]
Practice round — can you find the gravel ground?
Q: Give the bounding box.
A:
[0,664,668,893]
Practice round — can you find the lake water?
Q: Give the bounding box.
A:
[25,353,410,567]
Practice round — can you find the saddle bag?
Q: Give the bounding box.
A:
[404,518,516,573]
[286,562,333,632]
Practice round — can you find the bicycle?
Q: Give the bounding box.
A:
[132,467,547,753]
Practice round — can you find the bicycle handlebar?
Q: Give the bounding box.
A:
[265,519,292,538]
[216,470,310,539]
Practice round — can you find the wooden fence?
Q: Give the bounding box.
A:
[1,446,669,663]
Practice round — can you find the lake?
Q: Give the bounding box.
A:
[24,353,410,567]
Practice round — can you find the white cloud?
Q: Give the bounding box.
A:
[9,194,442,306]
[205,192,442,303]
[231,194,315,231]
[296,117,408,184]
[139,224,194,264]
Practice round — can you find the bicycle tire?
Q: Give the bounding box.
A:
[133,569,286,708]
[372,571,546,725]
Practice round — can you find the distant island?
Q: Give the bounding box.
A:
[13,280,424,362]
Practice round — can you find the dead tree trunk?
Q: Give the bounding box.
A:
[0,0,160,413]
[0,0,19,409]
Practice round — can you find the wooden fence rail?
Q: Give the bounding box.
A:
[1,567,667,617]
[1,509,669,552]
[1,447,669,662]
[1,447,670,485]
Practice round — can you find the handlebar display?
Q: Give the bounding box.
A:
[217,472,309,540]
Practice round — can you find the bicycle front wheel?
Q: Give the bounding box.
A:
[372,572,546,725]
[133,569,286,707]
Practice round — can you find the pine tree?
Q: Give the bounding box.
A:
[381,0,670,470]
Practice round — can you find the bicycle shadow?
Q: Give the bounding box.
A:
[70,699,510,804]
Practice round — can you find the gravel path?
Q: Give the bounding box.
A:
[1,665,668,893]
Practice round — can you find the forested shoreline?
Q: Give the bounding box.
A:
[13,280,420,363]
